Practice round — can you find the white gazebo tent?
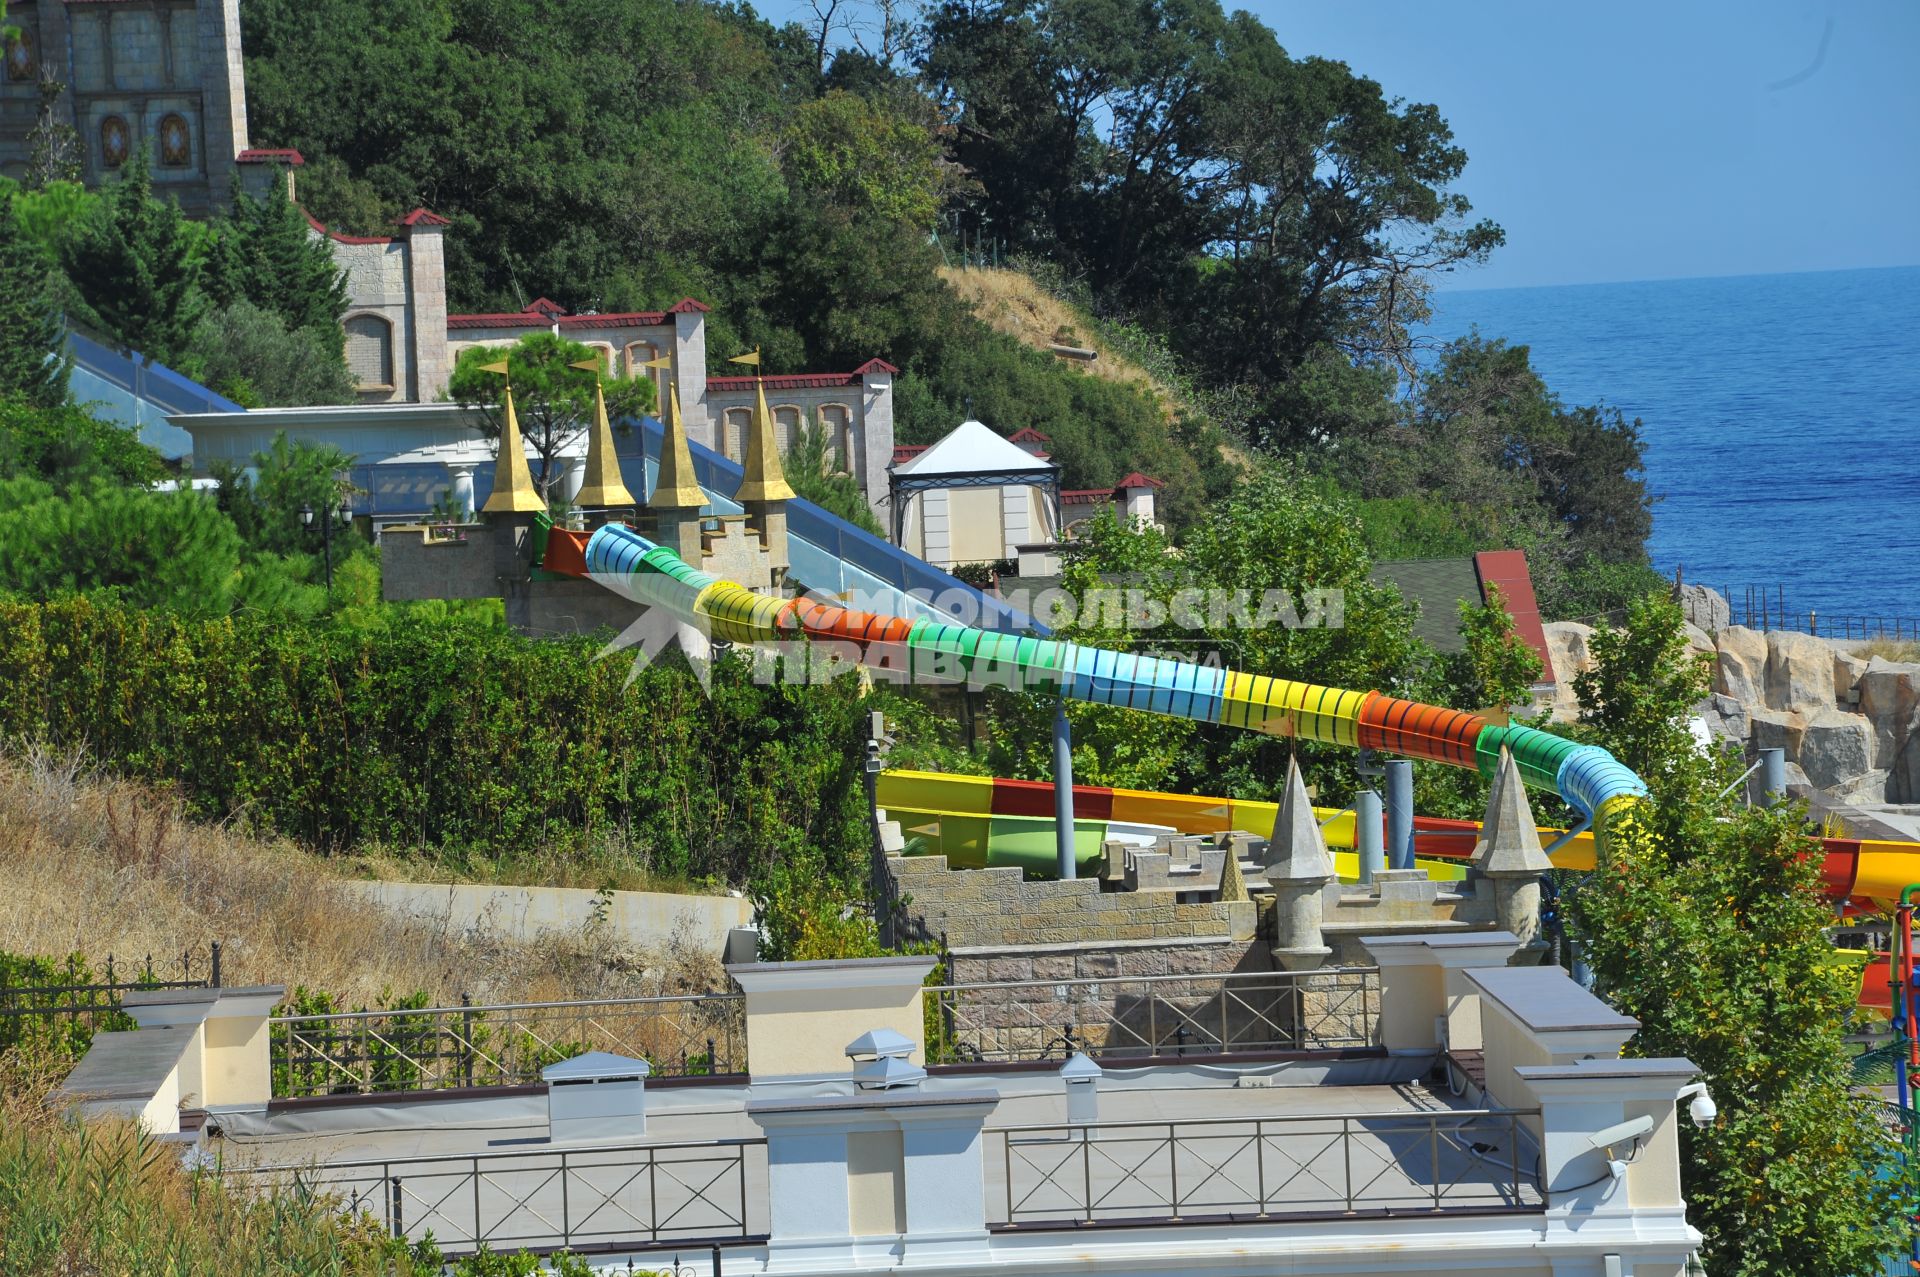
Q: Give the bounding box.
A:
[887,420,1060,568]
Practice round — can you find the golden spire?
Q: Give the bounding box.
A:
[480,377,545,514]
[734,365,795,504]
[569,359,635,509]
[646,356,705,511]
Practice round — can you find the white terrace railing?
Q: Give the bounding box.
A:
[270,994,747,1098]
[988,1109,1543,1228]
[226,1138,769,1257]
[925,967,1380,1065]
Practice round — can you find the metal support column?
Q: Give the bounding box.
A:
[1760,746,1786,807]
[1385,760,1414,871]
[1357,788,1384,885]
[1053,700,1076,880]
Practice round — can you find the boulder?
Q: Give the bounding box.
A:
[1858,658,1920,766]
[1683,622,1716,657]
[1764,630,1836,713]
[1710,693,1750,741]
[1834,649,1869,699]
[1793,708,1875,791]
[1541,621,1595,721]
[1676,583,1731,633]
[1714,626,1767,705]
[1747,706,1800,758]
[1894,735,1920,805]
[1823,769,1890,804]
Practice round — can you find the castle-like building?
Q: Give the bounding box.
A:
[0,0,251,214]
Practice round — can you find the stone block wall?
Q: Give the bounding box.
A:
[888,854,1256,951]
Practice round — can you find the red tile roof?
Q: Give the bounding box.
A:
[708,372,863,391]
[1060,488,1116,505]
[852,357,899,375]
[893,445,930,463]
[396,208,451,228]
[446,297,708,332]
[237,147,305,166]
[1008,427,1052,443]
[302,209,393,246]
[1473,550,1554,685]
[1114,472,1165,490]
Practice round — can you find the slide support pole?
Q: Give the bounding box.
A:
[1385,760,1415,871]
[1053,700,1076,880]
[1357,788,1384,885]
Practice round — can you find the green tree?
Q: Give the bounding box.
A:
[0,191,66,408]
[1444,583,1543,714]
[204,173,350,346]
[0,395,165,490]
[1569,594,1911,1275]
[58,146,207,365]
[0,478,243,616]
[782,416,882,534]
[446,332,654,501]
[187,301,357,408]
[210,431,356,558]
[781,91,947,228]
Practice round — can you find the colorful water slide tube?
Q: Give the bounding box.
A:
[560,521,1652,823]
[872,769,1920,908]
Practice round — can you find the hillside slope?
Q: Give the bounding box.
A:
[939,265,1179,421]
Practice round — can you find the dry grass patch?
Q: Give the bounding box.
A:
[940,264,1179,415]
[0,747,725,1010]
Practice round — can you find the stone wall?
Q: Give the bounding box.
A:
[887,853,1257,951]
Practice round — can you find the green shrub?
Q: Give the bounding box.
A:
[0,596,871,881]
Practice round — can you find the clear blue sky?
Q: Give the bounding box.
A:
[772,0,1920,291]
[1243,0,1920,289]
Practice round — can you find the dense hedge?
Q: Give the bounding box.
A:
[0,597,869,881]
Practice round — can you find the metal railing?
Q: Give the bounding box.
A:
[0,946,220,1044]
[926,967,1378,1064]
[270,994,746,1098]
[990,1110,1542,1228]
[227,1138,766,1256]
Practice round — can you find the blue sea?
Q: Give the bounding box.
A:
[1427,266,1920,624]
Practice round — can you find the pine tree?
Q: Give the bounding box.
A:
[58,145,205,366]
[0,192,68,408]
[206,172,348,351]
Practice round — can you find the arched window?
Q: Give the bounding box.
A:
[773,404,802,457]
[583,342,614,373]
[723,408,752,463]
[818,404,853,475]
[157,113,191,168]
[4,29,35,82]
[343,313,394,391]
[623,341,660,379]
[99,116,131,169]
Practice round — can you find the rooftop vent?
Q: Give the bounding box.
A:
[847,1028,925,1091]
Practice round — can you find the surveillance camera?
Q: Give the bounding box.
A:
[1678,1081,1717,1129]
[1585,1114,1654,1152]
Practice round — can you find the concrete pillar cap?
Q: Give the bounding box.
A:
[1474,748,1555,878]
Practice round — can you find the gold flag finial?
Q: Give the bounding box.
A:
[572,368,635,510]
[735,371,795,504]
[727,348,761,367]
[480,384,545,514]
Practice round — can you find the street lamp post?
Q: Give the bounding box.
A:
[301,499,353,601]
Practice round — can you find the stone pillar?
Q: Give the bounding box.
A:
[1265,757,1334,970]
[726,956,937,1085]
[749,1091,995,1271]
[400,213,452,402]
[669,301,711,450]
[197,0,249,206]
[119,985,285,1112]
[1474,748,1555,960]
[856,359,896,531]
[1363,932,1523,1056]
